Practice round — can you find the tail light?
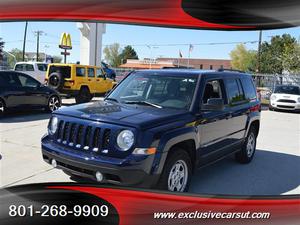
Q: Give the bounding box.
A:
[69,80,75,85]
[250,104,261,112]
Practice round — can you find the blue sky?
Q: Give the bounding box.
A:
[0,21,299,63]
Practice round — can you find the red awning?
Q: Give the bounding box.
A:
[0,0,299,30]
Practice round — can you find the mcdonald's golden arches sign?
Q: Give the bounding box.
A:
[59,32,72,50]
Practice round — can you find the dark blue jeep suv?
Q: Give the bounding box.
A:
[42,69,260,192]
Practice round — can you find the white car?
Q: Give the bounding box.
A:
[14,62,48,83]
[269,85,300,112]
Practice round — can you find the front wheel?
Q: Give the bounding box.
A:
[235,126,257,164]
[46,96,61,112]
[156,148,192,192]
[75,87,92,104]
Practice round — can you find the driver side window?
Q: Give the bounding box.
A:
[202,80,223,104]
[18,74,40,88]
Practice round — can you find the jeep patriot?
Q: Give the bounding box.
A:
[42,69,261,192]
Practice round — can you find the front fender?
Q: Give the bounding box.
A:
[152,126,199,174]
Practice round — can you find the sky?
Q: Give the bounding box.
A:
[0,21,299,63]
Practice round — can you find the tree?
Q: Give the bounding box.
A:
[230,44,257,72]
[52,55,62,63]
[119,45,138,63]
[0,38,4,61]
[7,48,23,68]
[103,43,122,67]
[260,34,300,74]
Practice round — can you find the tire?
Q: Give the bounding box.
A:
[48,72,64,91]
[75,87,92,104]
[46,95,61,112]
[156,148,192,192]
[235,126,257,164]
[0,99,6,117]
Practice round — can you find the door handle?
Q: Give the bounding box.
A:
[96,79,100,81]
[88,79,92,81]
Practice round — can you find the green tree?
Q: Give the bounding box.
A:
[230,44,257,72]
[119,45,138,63]
[7,48,23,68]
[260,34,300,74]
[52,55,62,63]
[0,38,4,61]
[103,43,122,67]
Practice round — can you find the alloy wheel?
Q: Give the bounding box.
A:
[246,132,256,157]
[168,160,188,192]
[48,96,60,112]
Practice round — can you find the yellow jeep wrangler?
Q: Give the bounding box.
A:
[45,63,117,103]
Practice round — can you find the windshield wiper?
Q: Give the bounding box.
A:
[105,97,119,103]
[124,101,162,108]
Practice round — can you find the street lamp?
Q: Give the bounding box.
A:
[146,45,159,69]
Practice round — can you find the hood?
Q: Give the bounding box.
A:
[55,100,192,130]
[272,93,300,100]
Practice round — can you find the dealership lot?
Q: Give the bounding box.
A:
[0,99,299,195]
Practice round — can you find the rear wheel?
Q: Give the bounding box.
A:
[235,126,257,164]
[0,99,6,117]
[46,95,61,112]
[75,87,92,104]
[156,148,192,192]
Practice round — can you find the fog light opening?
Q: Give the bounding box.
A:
[51,159,57,168]
[95,171,104,182]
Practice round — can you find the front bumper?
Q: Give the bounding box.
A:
[270,101,300,111]
[42,139,160,188]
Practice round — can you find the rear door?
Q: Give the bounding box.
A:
[87,67,96,93]
[223,77,249,146]
[17,73,46,106]
[1,72,26,108]
[75,66,87,90]
[95,68,111,94]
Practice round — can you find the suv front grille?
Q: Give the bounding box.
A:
[56,120,112,155]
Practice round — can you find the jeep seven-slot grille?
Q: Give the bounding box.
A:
[56,120,111,154]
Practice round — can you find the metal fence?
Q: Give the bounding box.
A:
[252,74,300,90]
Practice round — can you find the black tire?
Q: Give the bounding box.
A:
[156,148,192,192]
[48,72,64,91]
[0,99,6,117]
[75,87,92,104]
[235,126,257,164]
[46,95,61,112]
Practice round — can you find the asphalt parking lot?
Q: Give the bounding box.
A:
[0,99,299,195]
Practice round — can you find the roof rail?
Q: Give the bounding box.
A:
[217,68,246,73]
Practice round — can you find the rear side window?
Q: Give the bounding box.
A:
[76,67,86,77]
[37,64,48,71]
[0,73,22,87]
[15,64,24,71]
[0,74,9,86]
[96,68,105,78]
[225,78,245,105]
[241,77,257,100]
[88,68,95,77]
[49,66,71,79]
[25,64,34,71]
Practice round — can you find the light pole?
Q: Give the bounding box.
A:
[146,45,158,69]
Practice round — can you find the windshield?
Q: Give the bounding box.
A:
[274,86,300,95]
[37,63,48,71]
[107,72,198,110]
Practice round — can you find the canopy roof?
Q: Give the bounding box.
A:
[0,0,299,30]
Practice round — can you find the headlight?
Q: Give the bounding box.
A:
[117,130,134,151]
[298,97,300,103]
[271,95,277,101]
[48,116,58,135]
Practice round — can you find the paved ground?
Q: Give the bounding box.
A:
[1,99,299,195]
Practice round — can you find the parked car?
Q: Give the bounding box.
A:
[269,85,300,112]
[14,62,48,83]
[0,71,61,117]
[42,69,260,192]
[45,63,117,104]
[101,62,116,80]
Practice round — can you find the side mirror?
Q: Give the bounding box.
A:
[201,98,225,111]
